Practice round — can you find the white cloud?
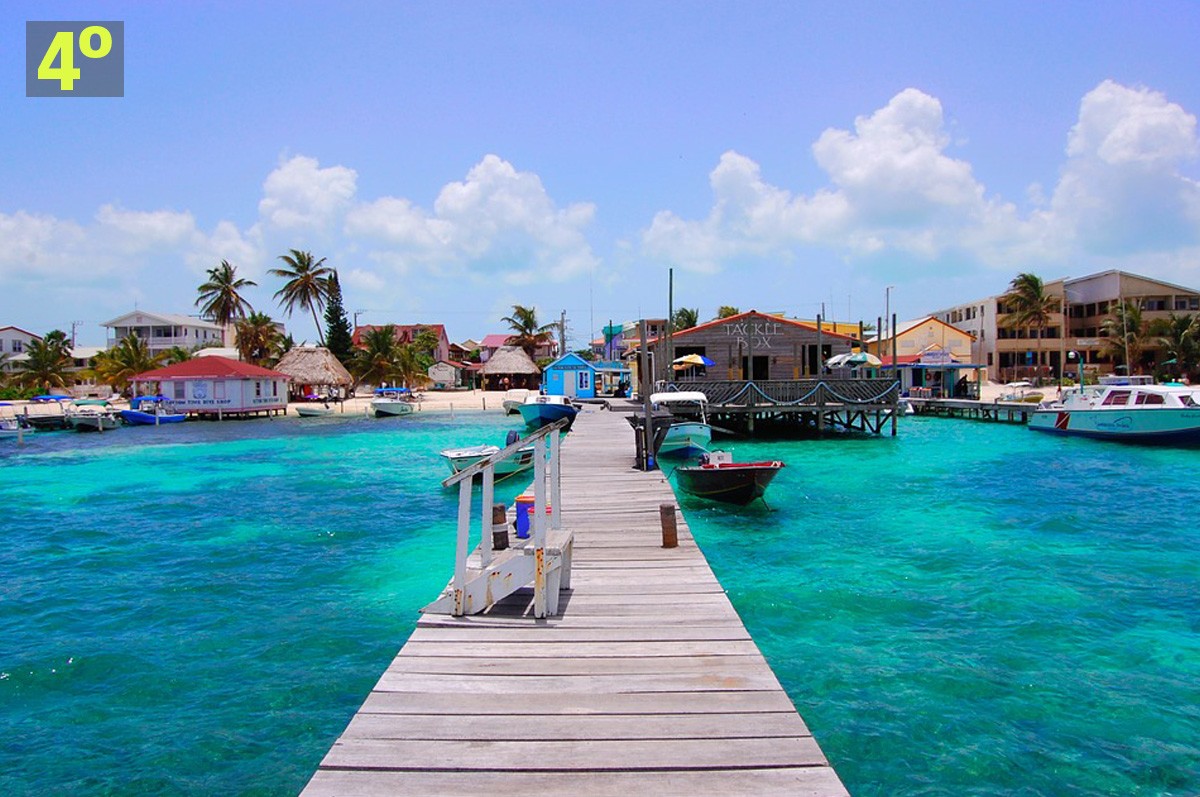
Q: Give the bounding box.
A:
[1052,80,1200,257]
[258,155,358,230]
[347,154,600,283]
[642,82,1200,278]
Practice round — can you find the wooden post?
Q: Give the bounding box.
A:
[639,321,653,470]
[491,502,508,550]
[660,503,678,548]
[481,466,495,566]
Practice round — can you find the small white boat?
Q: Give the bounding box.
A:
[67,400,121,432]
[501,388,531,415]
[998,381,1044,403]
[440,432,536,479]
[295,404,335,417]
[370,388,415,418]
[1028,376,1200,444]
[649,391,713,457]
[0,415,33,439]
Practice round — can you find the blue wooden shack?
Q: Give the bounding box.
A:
[542,353,631,398]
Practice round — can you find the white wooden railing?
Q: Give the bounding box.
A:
[437,417,568,617]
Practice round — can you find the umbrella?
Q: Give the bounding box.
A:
[824,353,853,368]
[673,354,714,367]
[846,352,883,367]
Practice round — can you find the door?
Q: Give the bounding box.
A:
[740,356,770,380]
[576,369,592,397]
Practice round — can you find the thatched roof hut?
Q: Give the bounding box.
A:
[273,346,353,395]
[479,345,540,390]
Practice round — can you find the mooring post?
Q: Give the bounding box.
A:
[491,502,508,550]
[660,503,678,548]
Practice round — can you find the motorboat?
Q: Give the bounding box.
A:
[1028,376,1200,443]
[120,396,187,425]
[517,393,578,430]
[998,381,1044,403]
[0,411,33,439]
[295,403,335,417]
[673,450,785,506]
[501,388,531,415]
[370,387,415,417]
[440,431,536,479]
[23,395,71,430]
[648,391,713,457]
[66,400,121,432]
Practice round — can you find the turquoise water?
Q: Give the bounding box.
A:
[0,411,527,795]
[680,418,1200,797]
[2,413,1198,795]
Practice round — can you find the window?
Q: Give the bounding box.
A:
[173,381,185,400]
[1134,392,1165,405]
[255,381,263,397]
[11,340,23,353]
[215,381,226,400]
[272,381,278,397]
[1101,390,1131,406]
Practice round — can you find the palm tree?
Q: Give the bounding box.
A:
[672,307,699,330]
[352,325,403,388]
[235,311,283,366]
[16,331,73,393]
[502,305,555,358]
[1101,301,1149,374]
[196,260,256,344]
[270,249,332,346]
[1001,273,1059,383]
[717,306,740,319]
[1149,312,1199,378]
[90,334,166,394]
[161,346,193,365]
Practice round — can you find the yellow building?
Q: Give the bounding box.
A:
[867,316,981,397]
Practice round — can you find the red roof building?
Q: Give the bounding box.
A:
[131,356,289,417]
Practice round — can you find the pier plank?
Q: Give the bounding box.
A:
[302,406,848,796]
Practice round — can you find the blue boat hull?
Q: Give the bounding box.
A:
[120,409,187,425]
[518,402,578,430]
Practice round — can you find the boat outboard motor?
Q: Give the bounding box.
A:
[505,430,520,447]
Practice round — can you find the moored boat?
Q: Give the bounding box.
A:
[673,450,785,506]
[295,403,335,417]
[1028,376,1200,444]
[370,387,415,417]
[517,393,578,430]
[501,388,531,415]
[66,400,121,432]
[120,396,187,425]
[649,391,713,457]
[440,431,536,479]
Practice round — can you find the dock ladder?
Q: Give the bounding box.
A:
[421,417,573,618]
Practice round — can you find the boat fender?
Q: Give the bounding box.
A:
[505,430,520,446]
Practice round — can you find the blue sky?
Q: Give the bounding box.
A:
[5,1,1200,348]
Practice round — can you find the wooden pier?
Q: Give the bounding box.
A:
[302,405,848,796]
[909,397,1036,424]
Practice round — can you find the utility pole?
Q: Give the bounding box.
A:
[559,310,567,358]
[70,321,83,348]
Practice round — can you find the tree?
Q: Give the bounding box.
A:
[270,249,333,346]
[90,333,166,393]
[1000,273,1059,382]
[235,311,283,366]
[672,307,699,330]
[323,270,354,365]
[162,346,193,365]
[1149,312,1199,377]
[352,325,403,388]
[195,260,256,341]
[1101,301,1149,373]
[16,330,73,393]
[409,326,440,371]
[717,306,740,319]
[502,304,554,358]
